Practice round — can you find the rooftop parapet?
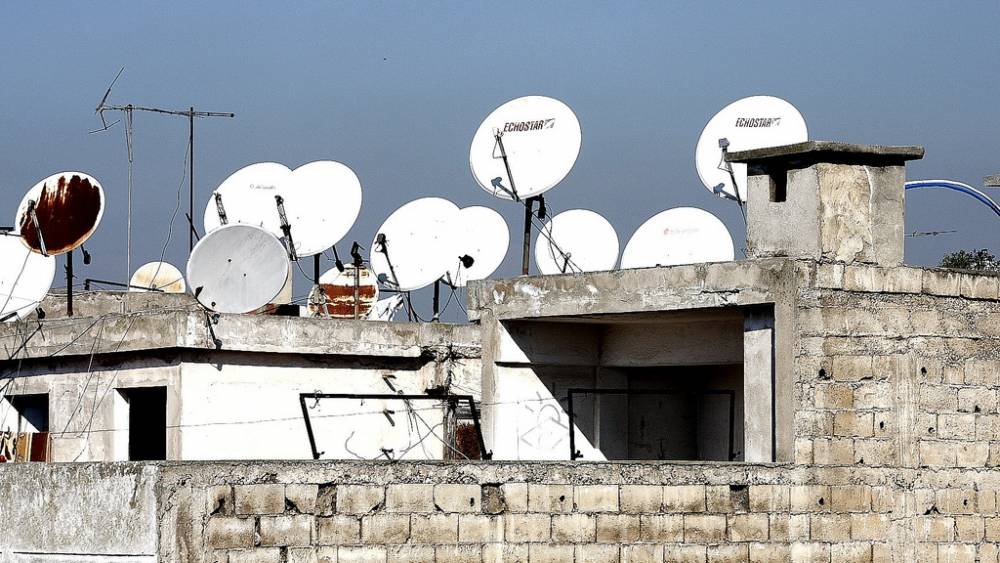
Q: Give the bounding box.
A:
[727,141,924,267]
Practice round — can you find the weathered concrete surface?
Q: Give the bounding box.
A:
[0,463,157,559]
[0,303,480,361]
[726,140,924,165]
[738,142,913,265]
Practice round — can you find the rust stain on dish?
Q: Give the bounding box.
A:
[312,282,377,318]
[19,175,102,255]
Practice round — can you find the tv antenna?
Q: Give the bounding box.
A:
[906,230,957,238]
[91,66,235,277]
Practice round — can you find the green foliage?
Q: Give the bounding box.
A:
[939,249,1000,272]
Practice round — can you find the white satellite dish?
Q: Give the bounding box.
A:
[369,198,459,292]
[0,235,56,321]
[534,209,619,275]
[15,172,105,256]
[469,96,582,201]
[444,206,510,287]
[369,294,405,321]
[621,207,735,269]
[203,162,291,238]
[129,261,187,293]
[186,224,289,314]
[695,96,807,202]
[279,160,363,257]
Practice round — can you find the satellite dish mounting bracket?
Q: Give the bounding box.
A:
[274,195,298,261]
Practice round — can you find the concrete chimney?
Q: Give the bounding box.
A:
[727,141,924,267]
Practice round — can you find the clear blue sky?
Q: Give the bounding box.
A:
[1,2,997,318]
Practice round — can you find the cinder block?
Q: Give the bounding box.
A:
[706,485,737,513]
[504,513,550,543]
[316,515,360,545]
[500,483,528,512]
[575,544,619,563]
[387,545,435,563]
[957,442,990,467]
[938,543,976,563]
[574,485,618,512]
[815,263,845,289]
[810,514,850,541]
[815,383,854,409]
[855,382,893,409]
[749,485,790,512]
[287,547,317,563]
[883,267,923,293]
[621,544,663,563]
[979,489,998,514]
[920,440,958,467]
[360,514,409,544]
[621,485,662,513]
[639,514,683,542]
[728,513,768,542]
[921,386,959,413]
[434,484,481,513]
[960,388,997,415]
[789,485,830,512]
[834,412,874,437]
[662,485,706,512]
[337,546,387,563]
[285,485,318,514]
[228,548,282,563]
[662,544,707,563]
[410,513,458,543]
[955,515,985,542]
[482,544,529,563]
[458,514,501,543]
[207,485,234,516]
[527,484,572,512]
[528,544,575,563]
[595,514,639,543]
[986,517,1000,541]
[854,439,895,466]
[336,485,384,515]
[259,515,312,547]
[832,356,874,382]
[315,484,336,516]
[844,265,885,292]
[683,514,726,542]
[966,360,1000,387]
[939,413,977,439]
[832,486,872,512]
[551,513,596,543]
[235,484,285,515]
[748,542,790,562]
[789,542,830,563]
[707,543,749,563]
[435,545,481,563]
[206,517,255,549]
[316,546,336,563]
[850,514,888,540]
[923,270,962,296]
[385,484,434,513]
[918,516,956,542]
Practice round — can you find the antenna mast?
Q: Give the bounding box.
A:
[92,67,235,278]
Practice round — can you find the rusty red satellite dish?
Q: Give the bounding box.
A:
[310,265,379,318]
[15,172,105,256]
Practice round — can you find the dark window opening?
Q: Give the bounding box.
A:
[769,170,787,202]
[7,394,49,433]
[120,387,166,461]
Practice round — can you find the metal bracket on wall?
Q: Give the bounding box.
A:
[298,392,492,461]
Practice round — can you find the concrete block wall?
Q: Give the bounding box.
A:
[795,264,1000,469]
[142,460,1000,563]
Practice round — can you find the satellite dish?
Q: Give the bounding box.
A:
[695,96,807,202]
[534,209,619,275]
[470,96,582,201]
[369,294,405,321]
[203,162,291,238]
[369,198,460,291]
[311,265,379,318]
[129,261,186,293]
[15,172,104,256]
[0,235,56,321]
[621,207,735,269]
[444,206,510,287]
[279,160,363,257]
[186,224,289,314]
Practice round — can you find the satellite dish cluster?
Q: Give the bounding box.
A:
[2,94,814,323]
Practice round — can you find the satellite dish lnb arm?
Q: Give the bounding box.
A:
[274,195,298,261]
[493,131,520,202]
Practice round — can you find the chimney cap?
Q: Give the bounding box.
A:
[726,140,924,166]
